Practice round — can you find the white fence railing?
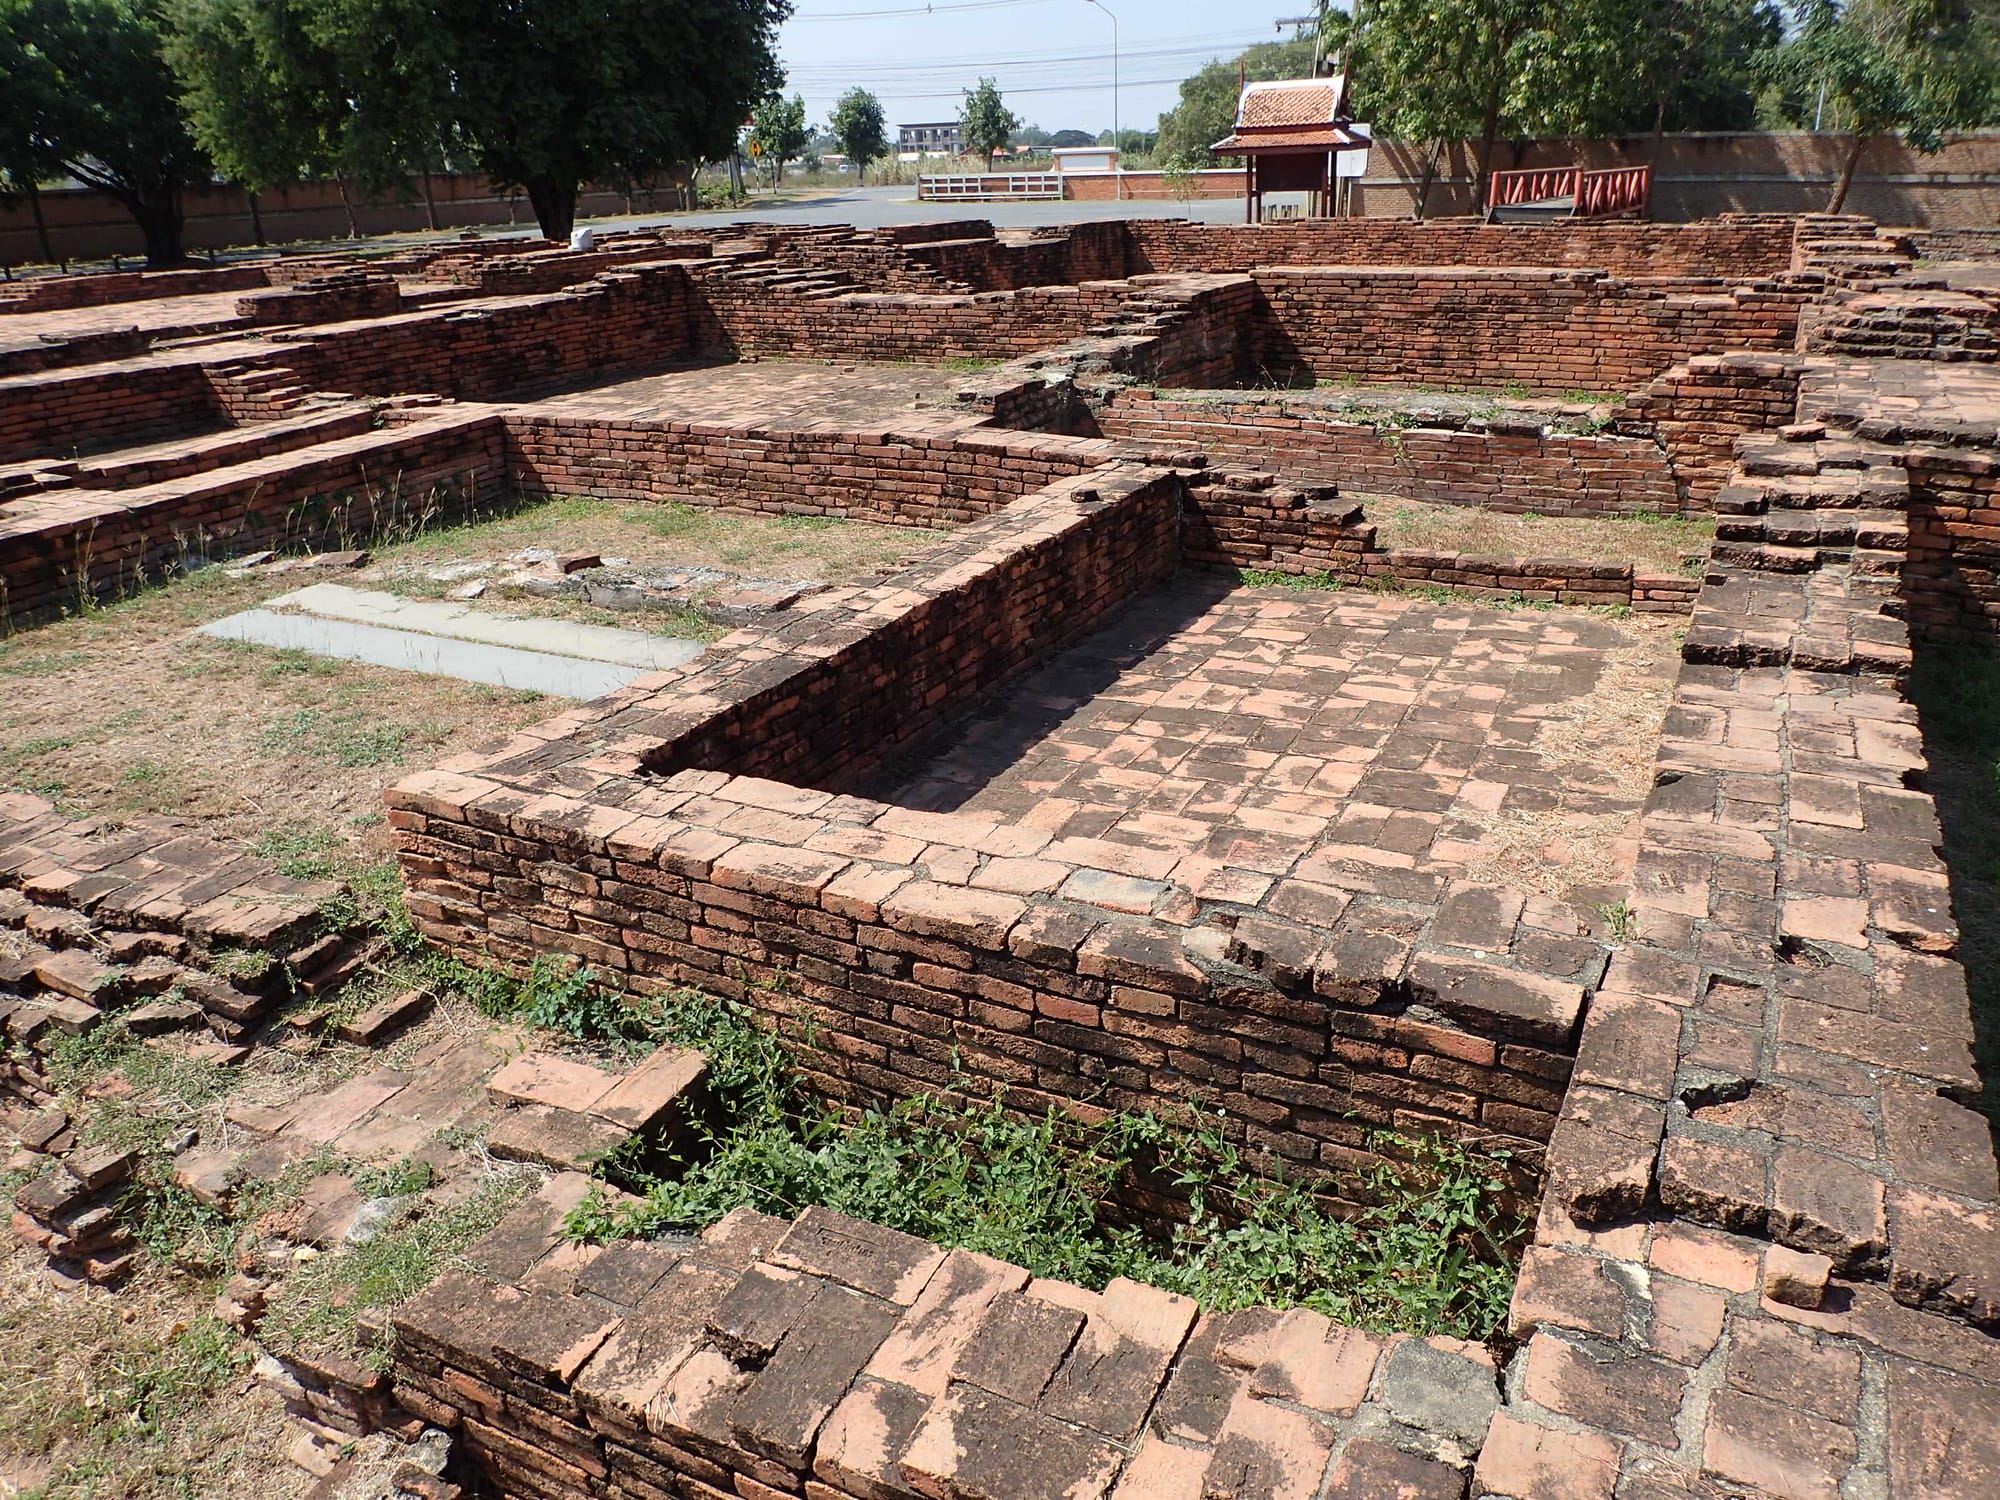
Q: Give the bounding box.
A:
[917,173,1064,201]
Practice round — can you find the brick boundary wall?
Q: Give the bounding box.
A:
[1247,267,1806,393]
[0,410,507,625]
[1095,389,1687,516]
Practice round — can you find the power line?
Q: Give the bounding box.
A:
[788,0,1057,21]
[781,45,1264,86]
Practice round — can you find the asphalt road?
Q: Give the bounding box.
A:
[587,183,1252,233]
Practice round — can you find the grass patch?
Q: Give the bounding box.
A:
[1909,646,2000,1126]
[258,707,440,769]
[560,989,1526,1343]
[1238,568,1344,592]
[257,1169,535,1369]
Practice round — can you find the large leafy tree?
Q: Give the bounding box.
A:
[1154,36,1324,167]
[325,0,787,242]
[0,9,62,260]
[748,91,809,188]
[0,0,210,265]
[1763,0,1997,210]
[959,76,1019,169]
[828,86,887,182]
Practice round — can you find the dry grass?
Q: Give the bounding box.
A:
[0,496,943,856]
[1363,496,1712,577]
[0,1240,306,1500]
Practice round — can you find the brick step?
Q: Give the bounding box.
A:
[58,406,381,492]
[1710,539,1824,572]
[1715,509,1908,551]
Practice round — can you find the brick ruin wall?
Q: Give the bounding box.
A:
[234,271,404,326]
[1246,268,1805,394]
[1095,390,1685,516]
[0,411,508,624]
[505,414,1117,528]
[389,467,1587,1186]
[0,358,228,464]
[0,262,268,311]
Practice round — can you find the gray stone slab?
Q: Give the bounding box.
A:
[263,583,702,669]
[198,608,676,699]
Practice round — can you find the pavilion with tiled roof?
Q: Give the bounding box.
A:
[1211,75,1372,222]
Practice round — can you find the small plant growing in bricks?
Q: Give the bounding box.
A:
[560,990,1528,1342]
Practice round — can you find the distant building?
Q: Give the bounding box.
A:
[898,122,963,157]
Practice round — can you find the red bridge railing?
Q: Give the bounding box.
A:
[1486,164,1652,218]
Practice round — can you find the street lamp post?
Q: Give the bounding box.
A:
[1084,0,1118,199]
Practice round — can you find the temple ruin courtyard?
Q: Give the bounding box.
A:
[2,212,1998,1499]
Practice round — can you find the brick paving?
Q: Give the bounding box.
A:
[525,359,971,428]
[891,583,1663,907]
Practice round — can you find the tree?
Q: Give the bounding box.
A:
[1154,36,1321,167]
[959,76,1019,169]
[748,91,809,188]
[1047,128,1096,148]
[346,0,788,243]
[1762,0,1995,210]
[828,86,887,183]
[0,11,62,261]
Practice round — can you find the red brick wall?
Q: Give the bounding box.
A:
[234,272,403,326]
[1099,390,1685,515]
[1248,268,1804,393]
[0,413,506,624]
[642,466,1185,791]
[504,414,1120,527]
[1619,353,1806,504]
[1902,447,2000,642]
[0,359,223,464]
[1117,217,1801,280]
[0,263,268,312]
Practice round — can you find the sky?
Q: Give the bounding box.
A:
[774,0,1323,140]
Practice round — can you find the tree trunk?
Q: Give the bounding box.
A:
[1473,87,1504,214]
[525,178,578,243]
[1414,139,1443,222]
[125,182,186,268]
[1829,133,1870,214]
[26,181,53,264]
[335,175,360,237]
[247,190,267,246]
[420,171,439,231]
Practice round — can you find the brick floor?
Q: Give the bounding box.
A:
[525,359,971,427]
[889,583,1668,908]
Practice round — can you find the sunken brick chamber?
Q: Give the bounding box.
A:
[8,210,1996,1498]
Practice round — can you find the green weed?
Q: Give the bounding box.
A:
[564,994,1526,1343]
[1238,568,1345,592]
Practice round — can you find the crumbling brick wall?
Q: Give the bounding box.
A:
[504,413,1118,528]
[1617,352,1807,504]
[0,263,267,313]
[234,271,403,326]
[1248,268,1805,393]
[0,358,225,464]
[1097,389,1685,515]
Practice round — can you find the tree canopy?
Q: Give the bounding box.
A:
[0,0,210,265]
[959,76,1019,169]
[1154,36,1323,167]
[828,87,887,181]
[748,91,809,187]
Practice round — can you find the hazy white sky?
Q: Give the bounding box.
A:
[775,0,1322,138]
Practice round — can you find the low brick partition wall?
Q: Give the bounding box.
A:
[1247,267,1805,393]
[387,1189,1502,1500]
[234,270,404,326]
[0,353,231,464]
[1097,388,1685,516]
[0,263,268,313]
[0,408,506,623]
[1182,474,1700,613]
[1100,215,1803,281]
[504,410,1127,528]
[0,325,153,377]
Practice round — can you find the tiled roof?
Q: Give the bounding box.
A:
[1212,124,1370,155]
[1238,79,1341,129]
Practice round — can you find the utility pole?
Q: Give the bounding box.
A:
[1084,0,1119,198]
[1275,0,1331,75]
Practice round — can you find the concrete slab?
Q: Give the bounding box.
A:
[263,583,702,669]
[198,608,678,699]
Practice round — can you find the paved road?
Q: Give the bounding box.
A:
[586,183,1251,233]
